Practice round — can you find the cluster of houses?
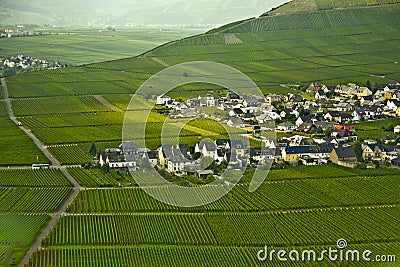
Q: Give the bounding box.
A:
[1,27,42,38]
[0,55,66,76]
[99,139,275,177]
[100,80,400,173]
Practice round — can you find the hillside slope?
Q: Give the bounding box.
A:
[0,0,287,26]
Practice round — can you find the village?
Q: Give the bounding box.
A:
[0,26,43,38]
[0,54,67,77]
[98,81,400,180]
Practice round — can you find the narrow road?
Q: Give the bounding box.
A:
[1,78,82,267]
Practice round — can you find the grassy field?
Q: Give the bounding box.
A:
[0,27,203,66]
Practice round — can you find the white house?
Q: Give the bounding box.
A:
[199,94,217,107]
[387,100,400,111]
[195,141,218,160]
[157,94,172,105]
[395,125,400,134]
[227,117,245,128]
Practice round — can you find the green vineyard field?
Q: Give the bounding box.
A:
[0,169,71,187]
[0,187,72,212]
[66,174,400,213]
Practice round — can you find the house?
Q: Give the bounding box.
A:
[249,147,275,164]
[394,125,400,134]
[397,107,400,117]
[256,113,273,123]
[335,84,372,98]
[99,143,152,170]
[362,144,387,162]
[199,94,217,107]
[392,156,400,166]
[333,124,356,132]
[227,92,241,102]
[229,108,244,117]
[156,94,172,105]
[308,82,326,92]
[380,135,397,145]
[195,140,218,160]
[332,129,358,142]
[336,102,353,112]
[298,122,316,133]
[352,109,365,122]
[282,146,305,163]
[324,111,341,122]
[281,146,311,163]
[387,100,400,111]
[363,105,383,119]
[330,146,358,168]
[315,90,326,99]
[295,116,312,127]
[276,122,296,132]
[243,95,264,108]
[158,144,192,174]
[360,96,374,107]
[227,117,245,128]
[314,121,334,131]
[339,114,352,124]
[266,94,282,103]
[228,140,248,158]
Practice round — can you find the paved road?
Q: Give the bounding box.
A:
[1,78,82,266]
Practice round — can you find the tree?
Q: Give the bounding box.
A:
[385,124,394,132]
[365,80,372,90]
[89,143,97,157]
[353,142,364,162]
[101,163,110,174]
[193,152,201,160]
[373,82,381,94]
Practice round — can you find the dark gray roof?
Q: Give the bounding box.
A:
[161,144,191,163]
[285,146,310,154]
[334,147,356,158]
[198,140,217,152]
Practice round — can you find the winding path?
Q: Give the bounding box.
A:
[1,78,82,267]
